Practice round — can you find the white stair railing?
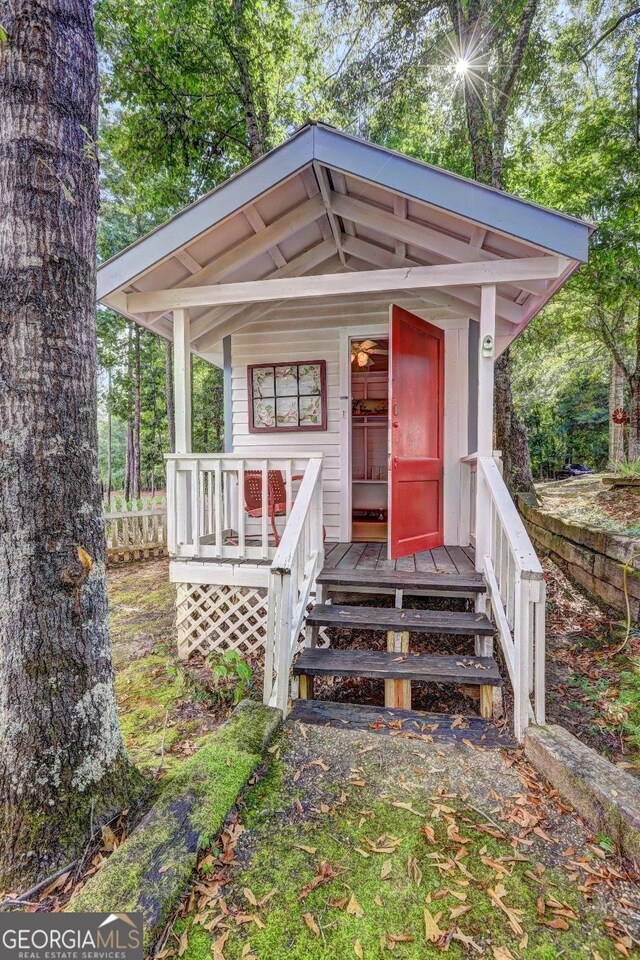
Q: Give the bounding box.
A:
[263,457,324,713]
[476,456,546,741]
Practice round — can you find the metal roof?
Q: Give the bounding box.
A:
[98,121,593,360]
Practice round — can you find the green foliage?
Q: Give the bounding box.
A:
[613,458,640,477]
[512,327,610,475]
[205,650,254,706]
[96,0,324,204]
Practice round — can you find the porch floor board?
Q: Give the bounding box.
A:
[323,542,477,576]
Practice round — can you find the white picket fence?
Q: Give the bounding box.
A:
[103,496,168,564]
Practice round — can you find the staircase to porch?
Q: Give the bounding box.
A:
[261,456,546,744]
[290,544,504,733]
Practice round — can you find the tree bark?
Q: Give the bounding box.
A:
[166,340,176,454]
[232,0,266,160]
[132,325,141,498]
[449,0,537,495]
[608,359,625,467]
[0,0,141,886]
[494,349,534,494]
[629,374,640,462]
[107,368,113,502]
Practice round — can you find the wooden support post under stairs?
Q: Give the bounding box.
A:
[479,685,493,719]
[475,592,494,719]
[385,630,411,709]
[299,673,314,700]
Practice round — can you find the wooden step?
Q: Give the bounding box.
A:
[306,604,494,635]
[293,648,502,686]
[316,566,486,594]
[289,700,515,748]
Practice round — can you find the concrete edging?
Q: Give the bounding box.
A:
[525,724,640,862]
[67,699,281,947]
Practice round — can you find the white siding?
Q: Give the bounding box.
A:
[231,326,342,541]
[231,317,469,546]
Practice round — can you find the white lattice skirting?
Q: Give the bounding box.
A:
[176,582,329,660]
[176,583,268,659]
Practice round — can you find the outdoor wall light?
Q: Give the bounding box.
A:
[482,334,494,358]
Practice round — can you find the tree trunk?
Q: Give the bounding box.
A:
[494,349,535,495]
[107,368,113,502]
[132,325,141,498]
[0,0,141,886]
[608,359,625,467]
[166,340,176,454]
[232,0,265,160]
[449,0,537,496]
[629,375,640,462]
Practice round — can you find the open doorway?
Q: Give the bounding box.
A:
[350,337,389,542]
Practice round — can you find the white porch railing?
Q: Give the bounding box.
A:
[263,457,324,712]
[165,453,319,561]
[475,455,546,741]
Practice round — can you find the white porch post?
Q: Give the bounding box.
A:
[475,284,496,574]
[173,308,193,550]
[173,308,192,454]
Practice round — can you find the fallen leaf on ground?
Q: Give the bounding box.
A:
[296,844,317,854]
[424,907,444,943]
[347,894,364,918]
[298,862,338,900]
[302,913,320,937]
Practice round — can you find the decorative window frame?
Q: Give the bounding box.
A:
[247,360,327,433]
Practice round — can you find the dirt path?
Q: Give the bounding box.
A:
[166,717,640,960]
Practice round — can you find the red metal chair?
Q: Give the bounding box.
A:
[243,470,299,547]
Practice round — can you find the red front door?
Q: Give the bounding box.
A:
[389,304,444,559]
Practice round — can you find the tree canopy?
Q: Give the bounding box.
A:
[93,0,640,488]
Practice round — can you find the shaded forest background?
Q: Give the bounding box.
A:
[95,0,640,496]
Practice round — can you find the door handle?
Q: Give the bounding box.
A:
[393,421,399,428]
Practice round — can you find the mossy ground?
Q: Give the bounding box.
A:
[108,559,222,780]
[108,559,177,668]
[168,720,640,960]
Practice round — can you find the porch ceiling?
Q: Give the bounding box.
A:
[98,122,594,363]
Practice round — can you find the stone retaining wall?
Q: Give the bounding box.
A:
[518,495,640,622]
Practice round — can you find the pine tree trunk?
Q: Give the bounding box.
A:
[232,0,265,160]
[0,0,141,887]
[107,369,113,502]
[629,375,640,462]
[132,325,141,498]
[166,340,176,454]
[609,360,625,467]
[450,0,537,496]
[125,423,133,501]
[494,349,535,495]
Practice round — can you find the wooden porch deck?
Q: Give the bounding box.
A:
[323,542,477,575]
[192,541,477,575]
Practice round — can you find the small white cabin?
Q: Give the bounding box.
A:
[98,122,592,740]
